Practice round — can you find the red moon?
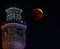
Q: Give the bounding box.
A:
[32,8,43,21]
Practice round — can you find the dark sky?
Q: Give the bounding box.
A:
[0,0,58,49]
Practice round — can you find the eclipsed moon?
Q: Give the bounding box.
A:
[32,8,43,21]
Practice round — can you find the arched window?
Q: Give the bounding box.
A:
[17,28,24,37]
[2,29,8,40]
[15,12,21,21]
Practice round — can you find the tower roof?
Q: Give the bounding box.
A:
[6,7,23,12]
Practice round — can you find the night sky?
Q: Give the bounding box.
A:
[0,0,58,49]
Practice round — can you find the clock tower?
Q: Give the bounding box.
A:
[1,7,27,49]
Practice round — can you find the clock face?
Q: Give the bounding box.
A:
[17,28,24,37]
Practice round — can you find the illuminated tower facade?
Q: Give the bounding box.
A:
[1,7,27,49]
